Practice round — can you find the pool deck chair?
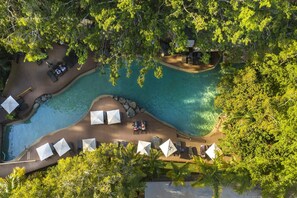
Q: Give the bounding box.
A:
[90,110,104,125]
[36,143,54,161]
[106,109,121,125]
[53,138,71,157]
[200,145,208,158]
[47,70,58,82]
[151,136,161,149]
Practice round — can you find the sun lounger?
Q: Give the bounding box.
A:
[132,121,141,134]
[188,146,194,158]
[200,145,208,158]
[77,140,82,153]
[175,141,186,156]
[151,136,162,149]
[132,121,140,130]
[141,120,147,133]
[52,63,68,77]
[192,147,198,156]
[132,120,147,134]
[47,70,58,82]
[47,63,68,82]
[173,143,180,156]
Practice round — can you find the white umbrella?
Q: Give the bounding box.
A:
[82,138,96,152]
[90,111,104,125]
[1,96,19,114]
[36,143,54,161]
[53,138,71,157]
[206,143,222,160]
[137,141,151,155]
[159,139,177,157]
[106,109,121,124]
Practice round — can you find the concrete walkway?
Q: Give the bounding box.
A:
[145,182,262,198]
[159,52,221,74]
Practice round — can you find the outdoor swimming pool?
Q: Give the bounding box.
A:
[3,65,220,160]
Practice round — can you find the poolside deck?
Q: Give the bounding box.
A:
[0,45,225,177]
[159,52,221,73]
[0,46,219,123]
[0,45,97,160]
[0,96,224,177]
[1,44,97,123]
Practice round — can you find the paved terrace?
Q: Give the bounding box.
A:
[159,52,221,74]
[0,45,224,177]
[1,44,97,122]
[0,44,97,160]
[0,96,224,177]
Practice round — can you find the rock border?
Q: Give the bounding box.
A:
[33,94,52,109]
[112,96,145,118]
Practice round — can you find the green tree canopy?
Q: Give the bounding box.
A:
[1,143,165,197]
[1,0,295,85]
[215,40,297,197]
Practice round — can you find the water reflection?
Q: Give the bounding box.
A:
[4,65,221,159]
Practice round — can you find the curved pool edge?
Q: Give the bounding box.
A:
[0,96,226,178]
[143,110,207,141]
[51,68,97,98]
[14,94,112,161]
[14,95,222,161]
[158,60,218,74]
[2,68,98,160]
[4,64,222,161]
[3,68,98,128]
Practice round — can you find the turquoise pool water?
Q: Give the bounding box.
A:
[3,65,220,160]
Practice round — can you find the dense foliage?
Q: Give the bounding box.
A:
[213,2,297,196]
[1,0,295,85]
[0,153,254,198]
[0,146,252,198]
[0,143,165,198]
[0,0,296,197]
[0,48,12,91]
[216,40,297,197]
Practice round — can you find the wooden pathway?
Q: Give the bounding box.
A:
[0,96,224,177]
[0,45,224,178]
